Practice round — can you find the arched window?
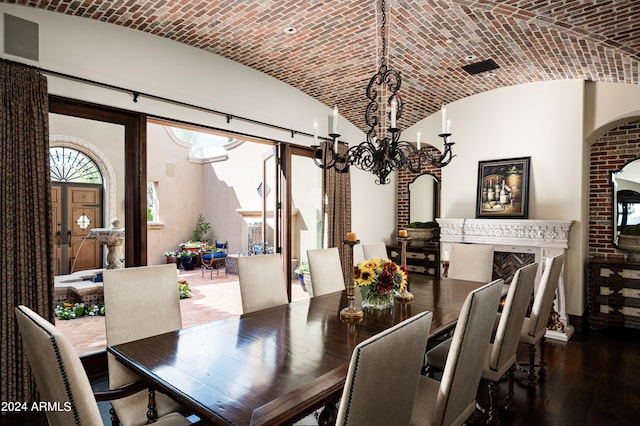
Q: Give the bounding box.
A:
[50,146,102,183]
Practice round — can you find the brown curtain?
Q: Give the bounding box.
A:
[321,141,352,281]
[0,61,54,403]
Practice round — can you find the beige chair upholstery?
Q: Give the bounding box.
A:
[15,305,189,426]
[361,242,389,260]
[237,253,289,314]
[426,263,538,422]
[447,243,495,282]
[337,311,433,426]
[103,264,184,426]
[307,248,346,297]
[520,254,564,389]
[410,279,503,426]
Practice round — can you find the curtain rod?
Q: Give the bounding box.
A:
[1,57,330,142]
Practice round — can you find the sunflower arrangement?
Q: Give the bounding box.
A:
[354,257,408,301]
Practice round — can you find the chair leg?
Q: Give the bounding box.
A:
[538,336,547,377]
[487,381,500,425]
[504,364,516,412]
[146,388,158,423]
[527,343,537,389]
[109,406,120,426]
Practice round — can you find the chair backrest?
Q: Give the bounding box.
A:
[525,254,564,338]
[337,311,433,426]
[215,240,228,254]
[488,262,538,372]
[15,305,104,426]
[307,247,346,297]
[238,253,289,314]
[362,242,389,260]
[103,263,183,425]
[434,279,503,426]
[447,243,495,282]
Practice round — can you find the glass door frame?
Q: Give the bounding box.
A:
[49,95,147,267]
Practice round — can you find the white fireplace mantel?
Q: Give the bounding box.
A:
[437,218,574,341]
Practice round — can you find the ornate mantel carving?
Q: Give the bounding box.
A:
[437,218,574,341]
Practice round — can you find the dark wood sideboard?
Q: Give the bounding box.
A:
[589,258,640,329]
[387,241,440,277]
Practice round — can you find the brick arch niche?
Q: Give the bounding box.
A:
[589,120,640,260]
[397,145,442,229]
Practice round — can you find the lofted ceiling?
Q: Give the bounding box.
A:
[5,0,640,133]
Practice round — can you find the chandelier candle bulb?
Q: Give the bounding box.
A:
[347,232,357,242]
[416,131,421,149]
[332,105,339,135]
[446,118,452,133]
[441,104,447,134]
[313,121,318,144]
[390,99,397,128]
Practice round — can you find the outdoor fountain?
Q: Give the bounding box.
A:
[88,217,125,269]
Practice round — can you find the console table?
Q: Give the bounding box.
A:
[387,241,440,277]
[589,259,640,329]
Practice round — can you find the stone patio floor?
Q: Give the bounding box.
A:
[55,267,310,357]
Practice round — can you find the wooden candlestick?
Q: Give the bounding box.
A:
[340,239,364,321]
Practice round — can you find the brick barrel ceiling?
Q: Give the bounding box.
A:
[5,0,640,133]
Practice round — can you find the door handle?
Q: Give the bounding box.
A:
[67,230,73,247]
[56,230,61,246]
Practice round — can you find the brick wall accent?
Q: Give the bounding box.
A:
[397,145,442,229]
[589,121,640,260]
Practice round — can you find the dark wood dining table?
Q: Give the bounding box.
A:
[107,277,484,425]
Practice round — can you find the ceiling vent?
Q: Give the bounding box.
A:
[462,59,500,75]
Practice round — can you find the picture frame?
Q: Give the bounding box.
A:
[476,156,530,218]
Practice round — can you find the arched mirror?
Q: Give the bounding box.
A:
[409,173,440,223]
[612,159,640,244]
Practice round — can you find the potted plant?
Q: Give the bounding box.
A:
[165,250,181,268]
[618,224,640,262]
[405,221,440,246]
[295,262,310,285]
[179,251,198,270]
[193,213,212,243]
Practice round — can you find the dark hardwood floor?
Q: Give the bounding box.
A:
[2,327,639,425]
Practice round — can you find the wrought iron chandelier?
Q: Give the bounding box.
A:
[312,0,456,184]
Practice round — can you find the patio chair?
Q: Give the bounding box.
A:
[336,311,433,426]
[238,253,289,314]
[307,247,347,297]
[410,279,503,426]
[15,305,189,426]
[201,247,227,279]
[103,264,185,426]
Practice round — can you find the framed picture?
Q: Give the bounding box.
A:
[476,156,530,218]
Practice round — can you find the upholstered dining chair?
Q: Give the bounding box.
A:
[336,311,433,426]
[103,264,185,426]
[307,247,347,297]
[361,242,389,260]
[447,243,495,282]
[410,279,503,426]
[237,253,289,314]
[14,305,190,426]
[425,263,538,423]
[519,253,564,389]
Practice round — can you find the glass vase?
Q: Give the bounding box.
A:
[361,291,394,310]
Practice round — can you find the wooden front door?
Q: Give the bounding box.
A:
[52,183,102,275]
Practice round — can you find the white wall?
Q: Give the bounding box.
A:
[408,80,587,315]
